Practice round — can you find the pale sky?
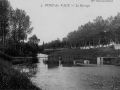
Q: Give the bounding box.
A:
[9,0,120,44]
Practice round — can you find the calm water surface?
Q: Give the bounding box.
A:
[14,54,120,90]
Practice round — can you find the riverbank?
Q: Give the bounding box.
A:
[0,58,41,90]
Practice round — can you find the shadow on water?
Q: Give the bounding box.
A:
[62,63,74,67]
[47,64,59,69]
[43,59,59,69]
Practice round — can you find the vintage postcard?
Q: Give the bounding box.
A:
[0,0,120,90]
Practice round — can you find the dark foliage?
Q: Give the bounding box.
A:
[0,59,40,90]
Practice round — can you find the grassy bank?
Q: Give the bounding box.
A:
[0,58,41,90]
[50,47,120,59]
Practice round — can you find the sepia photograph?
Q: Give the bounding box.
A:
[0,0,120,90]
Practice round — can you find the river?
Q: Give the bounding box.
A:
[13,54,120,90]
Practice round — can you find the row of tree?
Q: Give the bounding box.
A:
[44,13,120,49]
[0,0,41,57]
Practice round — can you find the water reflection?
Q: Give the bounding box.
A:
[62,64,74,67]
[47,64,59,69]
[13,63,38,77]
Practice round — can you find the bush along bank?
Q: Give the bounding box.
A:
[0,58,41,90]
